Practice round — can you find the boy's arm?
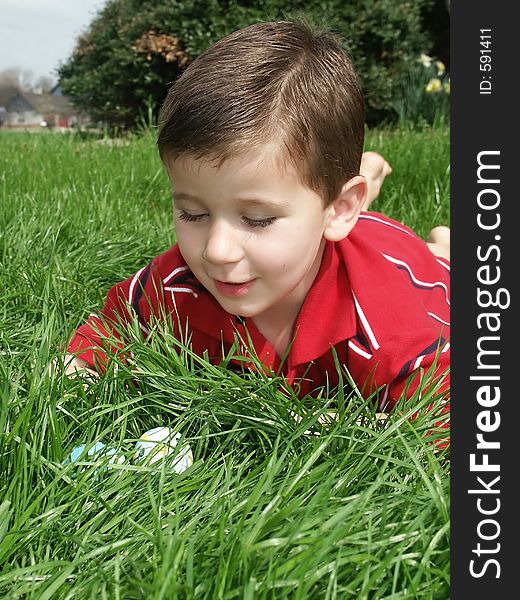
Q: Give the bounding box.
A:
[66,262,164,375]
[380,339,450,450]
[347,331,450,441]
[382,340,450,414]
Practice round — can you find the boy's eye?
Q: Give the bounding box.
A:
[177,210,207,223]
[177,210,277,229]
[243,216,277,229]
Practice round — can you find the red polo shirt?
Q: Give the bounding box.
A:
[68,212,450,414]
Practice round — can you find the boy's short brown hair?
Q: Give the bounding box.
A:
[158,20,365,205]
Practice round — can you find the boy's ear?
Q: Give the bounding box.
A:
[323,175,367,242]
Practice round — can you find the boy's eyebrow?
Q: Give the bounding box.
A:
[237,198,290,210]
[173,192,289,210]
[172,192,201,203]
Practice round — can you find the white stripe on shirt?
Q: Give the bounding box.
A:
[163,265,190,285]
[413,355,425,370]
[427,311,451,326]
[382,253,450,307]
[348,340,372,360]
[128,266,146,305]
[436,257,450,272]
[352,292,380,350]
[164,286,199,298]
[358,214,414,236]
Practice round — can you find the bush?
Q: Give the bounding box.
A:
[391,52,450,125]
[58,0,444,129]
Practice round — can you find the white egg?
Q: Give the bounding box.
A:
[134,426,193,473]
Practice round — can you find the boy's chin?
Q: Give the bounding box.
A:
[211,295,263,319]
[216,301,258,319]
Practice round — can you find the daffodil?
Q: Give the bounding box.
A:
[443,79,450,94]
[419,53,432,67]
[425,78,442,93]
[436,61,446,75]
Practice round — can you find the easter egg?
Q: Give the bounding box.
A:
[64,442,125,476]
[133,427,193,473]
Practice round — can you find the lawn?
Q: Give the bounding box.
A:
[0,126,450,599]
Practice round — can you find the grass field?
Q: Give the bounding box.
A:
[0,126,450,599]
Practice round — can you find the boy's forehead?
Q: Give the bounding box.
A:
[166,144,301,189]
[166,145,325,208]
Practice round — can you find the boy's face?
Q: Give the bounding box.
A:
[168,146,333,324]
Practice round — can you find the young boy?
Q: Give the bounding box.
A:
[65,21,450,420]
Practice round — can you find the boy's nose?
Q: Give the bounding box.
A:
[202,220,244,266]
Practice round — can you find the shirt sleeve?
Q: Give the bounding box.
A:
[388,339,450,447]
[381,334,450,412]
[346,328,450,445]
[67,262,164,372]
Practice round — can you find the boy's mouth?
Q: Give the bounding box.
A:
[213,279,256,297]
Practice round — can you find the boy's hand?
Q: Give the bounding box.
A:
[63,354,99,384]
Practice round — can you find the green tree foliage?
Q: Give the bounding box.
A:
[58,0,443,129]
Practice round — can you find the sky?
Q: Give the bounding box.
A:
[0,0,107,83]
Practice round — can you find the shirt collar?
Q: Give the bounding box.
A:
[288,240,357,366]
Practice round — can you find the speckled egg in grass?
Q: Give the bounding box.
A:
[133,427,194,473]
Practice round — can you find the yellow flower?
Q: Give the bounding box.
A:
[419,53,433,67]
[443,79,450,94]
[436,60,446,75]
[425,78,442,93]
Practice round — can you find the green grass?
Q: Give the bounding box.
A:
[0,126,450,599]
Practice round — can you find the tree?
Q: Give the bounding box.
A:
[1,67,33,91]
[33,75,56,94]
[0,68,56,93]
[58,0,439,129]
